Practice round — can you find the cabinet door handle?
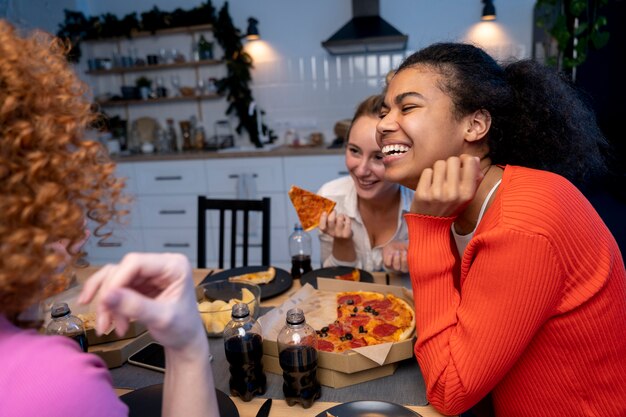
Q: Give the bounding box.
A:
[228,173,258,178]
[338,170,349,176]
[159,210,187,215]
[154,175,183,181]
[97,242,123,248]
[163,243,190,248]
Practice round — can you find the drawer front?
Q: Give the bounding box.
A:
[142,228,197,261]
[204,192,287,229]
[283,155,346,192]
[135,160,207,195]
[205,157,284,193]
[115,162,138,195]
[83,227,144,264]
[138,195,198,228]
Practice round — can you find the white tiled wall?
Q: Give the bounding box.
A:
[251,52,410,146]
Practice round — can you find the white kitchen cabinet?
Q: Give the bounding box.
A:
[85,153,344,269]
[142,228,197,261]
[205,157,285,193]
[135,160,207,194]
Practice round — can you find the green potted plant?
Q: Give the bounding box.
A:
[534,0,609,79]
[135,76,153,100]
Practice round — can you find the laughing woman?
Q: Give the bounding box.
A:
[377,43,626,417]
[317,95,414,273]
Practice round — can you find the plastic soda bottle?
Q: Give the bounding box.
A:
[277,308,321,408]
[45,302,89,352]
[223,302,266,401]
[289,223,312,279]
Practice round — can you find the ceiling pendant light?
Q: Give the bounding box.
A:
[482,0,496,21]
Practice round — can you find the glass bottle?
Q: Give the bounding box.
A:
[45,302,89,352]
[289,223,312,279]
[166,118,179,152]
[179,120,193,151]
[223,303,266,402]
[277,308,321,408]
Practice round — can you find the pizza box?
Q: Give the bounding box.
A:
[43,283,148,346]
[262,354,398,389]
[89,330,154,368]
[259,278,415,385]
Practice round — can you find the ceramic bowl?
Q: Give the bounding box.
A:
[196,280,261,337]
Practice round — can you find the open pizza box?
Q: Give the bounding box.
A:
[259,278,416,388]
[43,284,147,346]
[43,284,153,368]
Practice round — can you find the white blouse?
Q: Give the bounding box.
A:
[317,176,414,271]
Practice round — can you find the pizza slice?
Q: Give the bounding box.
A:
[335,268,360,281]
[228,266,276,285]
[288,185,336,231]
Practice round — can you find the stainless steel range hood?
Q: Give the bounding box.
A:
[322,0,408,55]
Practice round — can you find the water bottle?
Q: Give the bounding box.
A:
[45,302,88,352]
[223,302,266,401]
[289,223,312,279]
[277,308,321,408]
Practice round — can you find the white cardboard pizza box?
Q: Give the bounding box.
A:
[260,278,416,386]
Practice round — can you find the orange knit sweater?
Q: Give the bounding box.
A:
[406,165,626,417]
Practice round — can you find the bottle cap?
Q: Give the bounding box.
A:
[294,223,303,231]
[286,308,305,325]
[231,302,250,319]
[50,302,70,318]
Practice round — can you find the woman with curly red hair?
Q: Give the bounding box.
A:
[0,20,218,417]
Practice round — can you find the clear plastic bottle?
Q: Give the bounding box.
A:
[223,302,266,402]
[277,308,321,408]
[289,223,312,279]
[45,302,88,352]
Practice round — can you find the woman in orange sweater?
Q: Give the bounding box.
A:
[377,43,626,417]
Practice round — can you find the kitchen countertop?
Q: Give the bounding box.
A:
[112,145,343,163]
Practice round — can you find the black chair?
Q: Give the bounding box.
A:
[197,196,271,269]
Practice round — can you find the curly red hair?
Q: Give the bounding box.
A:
[0,20,125,320]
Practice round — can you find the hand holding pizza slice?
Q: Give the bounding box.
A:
[288,185,336,231]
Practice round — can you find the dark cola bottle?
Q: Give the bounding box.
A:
[45,302,89,352]
[289,223,312,279]
[223,302,266,401]
[277,308,321,408]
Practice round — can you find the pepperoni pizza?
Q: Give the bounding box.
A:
[314,291,415,353]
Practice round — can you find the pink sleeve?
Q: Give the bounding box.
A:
[6,334,128,417]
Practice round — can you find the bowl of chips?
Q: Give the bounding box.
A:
[196,280,261,337]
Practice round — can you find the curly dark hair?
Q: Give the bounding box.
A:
[397,42,608,187]
[0,20,126,321]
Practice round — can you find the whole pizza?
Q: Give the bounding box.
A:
[313,291,415,353]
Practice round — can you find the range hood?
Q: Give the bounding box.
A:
[322,0,408,55]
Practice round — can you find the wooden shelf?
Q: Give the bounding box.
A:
[96,93,221,108]
[82,24,214,44]
[86,59,222,75]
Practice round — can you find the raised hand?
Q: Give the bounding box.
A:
[411,155,484,218]
[78,253,204,353]
[319,210,353,240]
[382,240,409,273]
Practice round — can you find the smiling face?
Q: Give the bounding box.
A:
[377,66,476,189]
[345,114,399,200]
